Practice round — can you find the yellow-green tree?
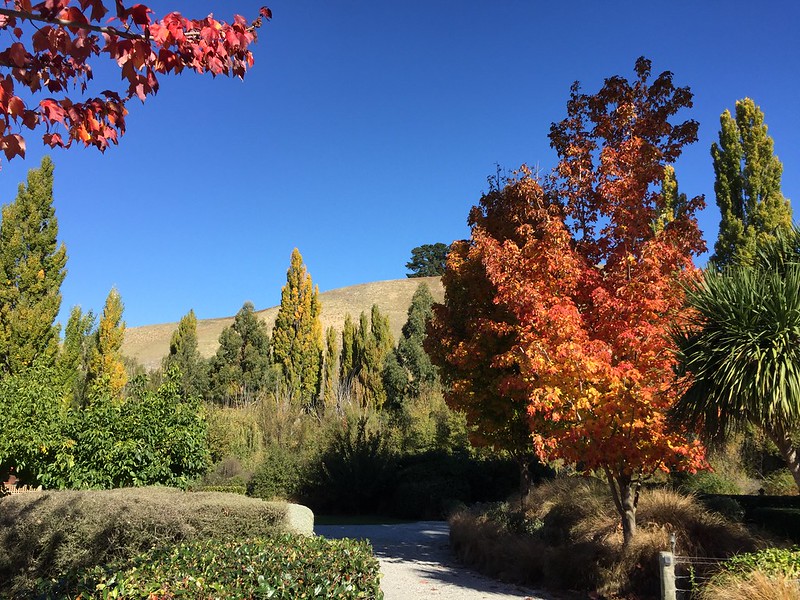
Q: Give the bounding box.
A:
[0,157,67,376]
[271,249,323,411]
[323,326,339,412]
[86,288,127,402]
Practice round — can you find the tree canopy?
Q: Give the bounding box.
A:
[406,243,449,278]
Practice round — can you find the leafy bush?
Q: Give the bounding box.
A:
[41,536,383,600]
[762,469,798,496]
[0,487,288,597]
[248,443,307,501]
[305,415,396,514]
[701,548,800,600]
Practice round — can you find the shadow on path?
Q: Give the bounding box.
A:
[316,521,552,600]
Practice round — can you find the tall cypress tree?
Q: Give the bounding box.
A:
[352,305,394,409]
[271,249,323,410]
[711,98,793,267]
[323,326,339,412]
[340,313,356,383]
[0,156,67,376]
[163,309,207,399]
[86,287,127,402]
[57,305,95,406]
[208,301,271,405]
[396,282,438,396]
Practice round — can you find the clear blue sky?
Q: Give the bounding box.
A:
[1,1,798,328]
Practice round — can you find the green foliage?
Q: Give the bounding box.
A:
[711,98,793,268]
[163,308,208,399]
[323,325,339,411]
[208,301,272,405]
[385,282,439,404]
[0,366,65,485]
[710,547,800,586]
[306,415,395,513]
[406,242,449,277]
[47,535,382,600]
[673,228,800,490]
[0,487,289,598]
[0,156,67,376]
[57,306,96,406]
[348,306,393,408]
[45,370,209,489]
[247,443,307,501]
[272,248,324,411]
[86,287,127,402]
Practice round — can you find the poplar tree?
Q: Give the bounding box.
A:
[86,288,127,402]
[57,306,96,406]
[352,305,394,409]
[271,249,323,410]
[208,301,271,404]
[340,313,356,383]
[163,309,207,399]
[0,157,67,376]
[323,326,339,412]
[711,98,793,268]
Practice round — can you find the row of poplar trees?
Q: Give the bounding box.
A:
[163,247,437,413]
[0,157,128,405]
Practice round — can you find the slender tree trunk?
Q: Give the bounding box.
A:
[605,468,638,548]
[766,426,800,493]
[517,455,532,499]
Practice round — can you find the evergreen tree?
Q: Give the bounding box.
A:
[0,157,67,376]
[208,301,271,405]
[86,288,127,402]
[353,305,394,408]
[163,309,207,399]
[711,98,793,268]
[323,326,339,412]
[396,282,439,397]
[57,306,95,406]
[271,249,323,410]
[406,243,450,277]
[340,313,356,383]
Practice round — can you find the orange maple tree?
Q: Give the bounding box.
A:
[0,0,269,164]
[433,58,708,545]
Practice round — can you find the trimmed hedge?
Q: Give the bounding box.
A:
[40,536,383,600]
[0,487,288,598]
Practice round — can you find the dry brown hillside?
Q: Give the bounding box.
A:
[122,277,444,371]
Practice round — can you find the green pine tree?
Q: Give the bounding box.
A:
[271,249,323,411]
[711,98,793,268]
[208,301,271,405]
[0,157,67,376]
[57,305,95,407]
[163,309,207,399]
[395,282,438,397]
[86,287,127,402]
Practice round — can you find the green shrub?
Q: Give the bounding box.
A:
[0,487,288,598]
[674,470,743,495]
[248,443,307,501]
[701,548,800,600]
[762,469,798,496]
[40,535,382,599]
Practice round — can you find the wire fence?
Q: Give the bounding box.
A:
[672,555,725,599]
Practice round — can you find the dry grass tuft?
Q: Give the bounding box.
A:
[701,571,800,600]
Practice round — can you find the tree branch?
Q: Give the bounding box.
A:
[0,7,142,40]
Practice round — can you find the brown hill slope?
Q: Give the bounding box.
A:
[122,277,444,371]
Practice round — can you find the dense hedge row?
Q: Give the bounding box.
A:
[40,536,383,600]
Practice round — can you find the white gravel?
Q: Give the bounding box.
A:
[315,521,552,600]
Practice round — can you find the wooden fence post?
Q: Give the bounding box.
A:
[659,551,677,600]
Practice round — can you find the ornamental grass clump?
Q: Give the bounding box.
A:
[700,548,800,600]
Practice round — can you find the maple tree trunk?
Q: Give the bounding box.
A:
[517,456,532,498]
[766,426,800,493]
[605,469,638,548]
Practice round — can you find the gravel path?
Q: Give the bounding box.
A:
[315,521,552,600]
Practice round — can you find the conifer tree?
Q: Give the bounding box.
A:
[340,313,356,383]
[57,306,96,406]
[163,309,207,399]
[271,249,323,410]
[208,301,271,405]
[352,305,394,408]
[711,98,793,267]
[323,326,339,412]
[396,283,438,396]
[86,287,127,401]
[0,157,67,376]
